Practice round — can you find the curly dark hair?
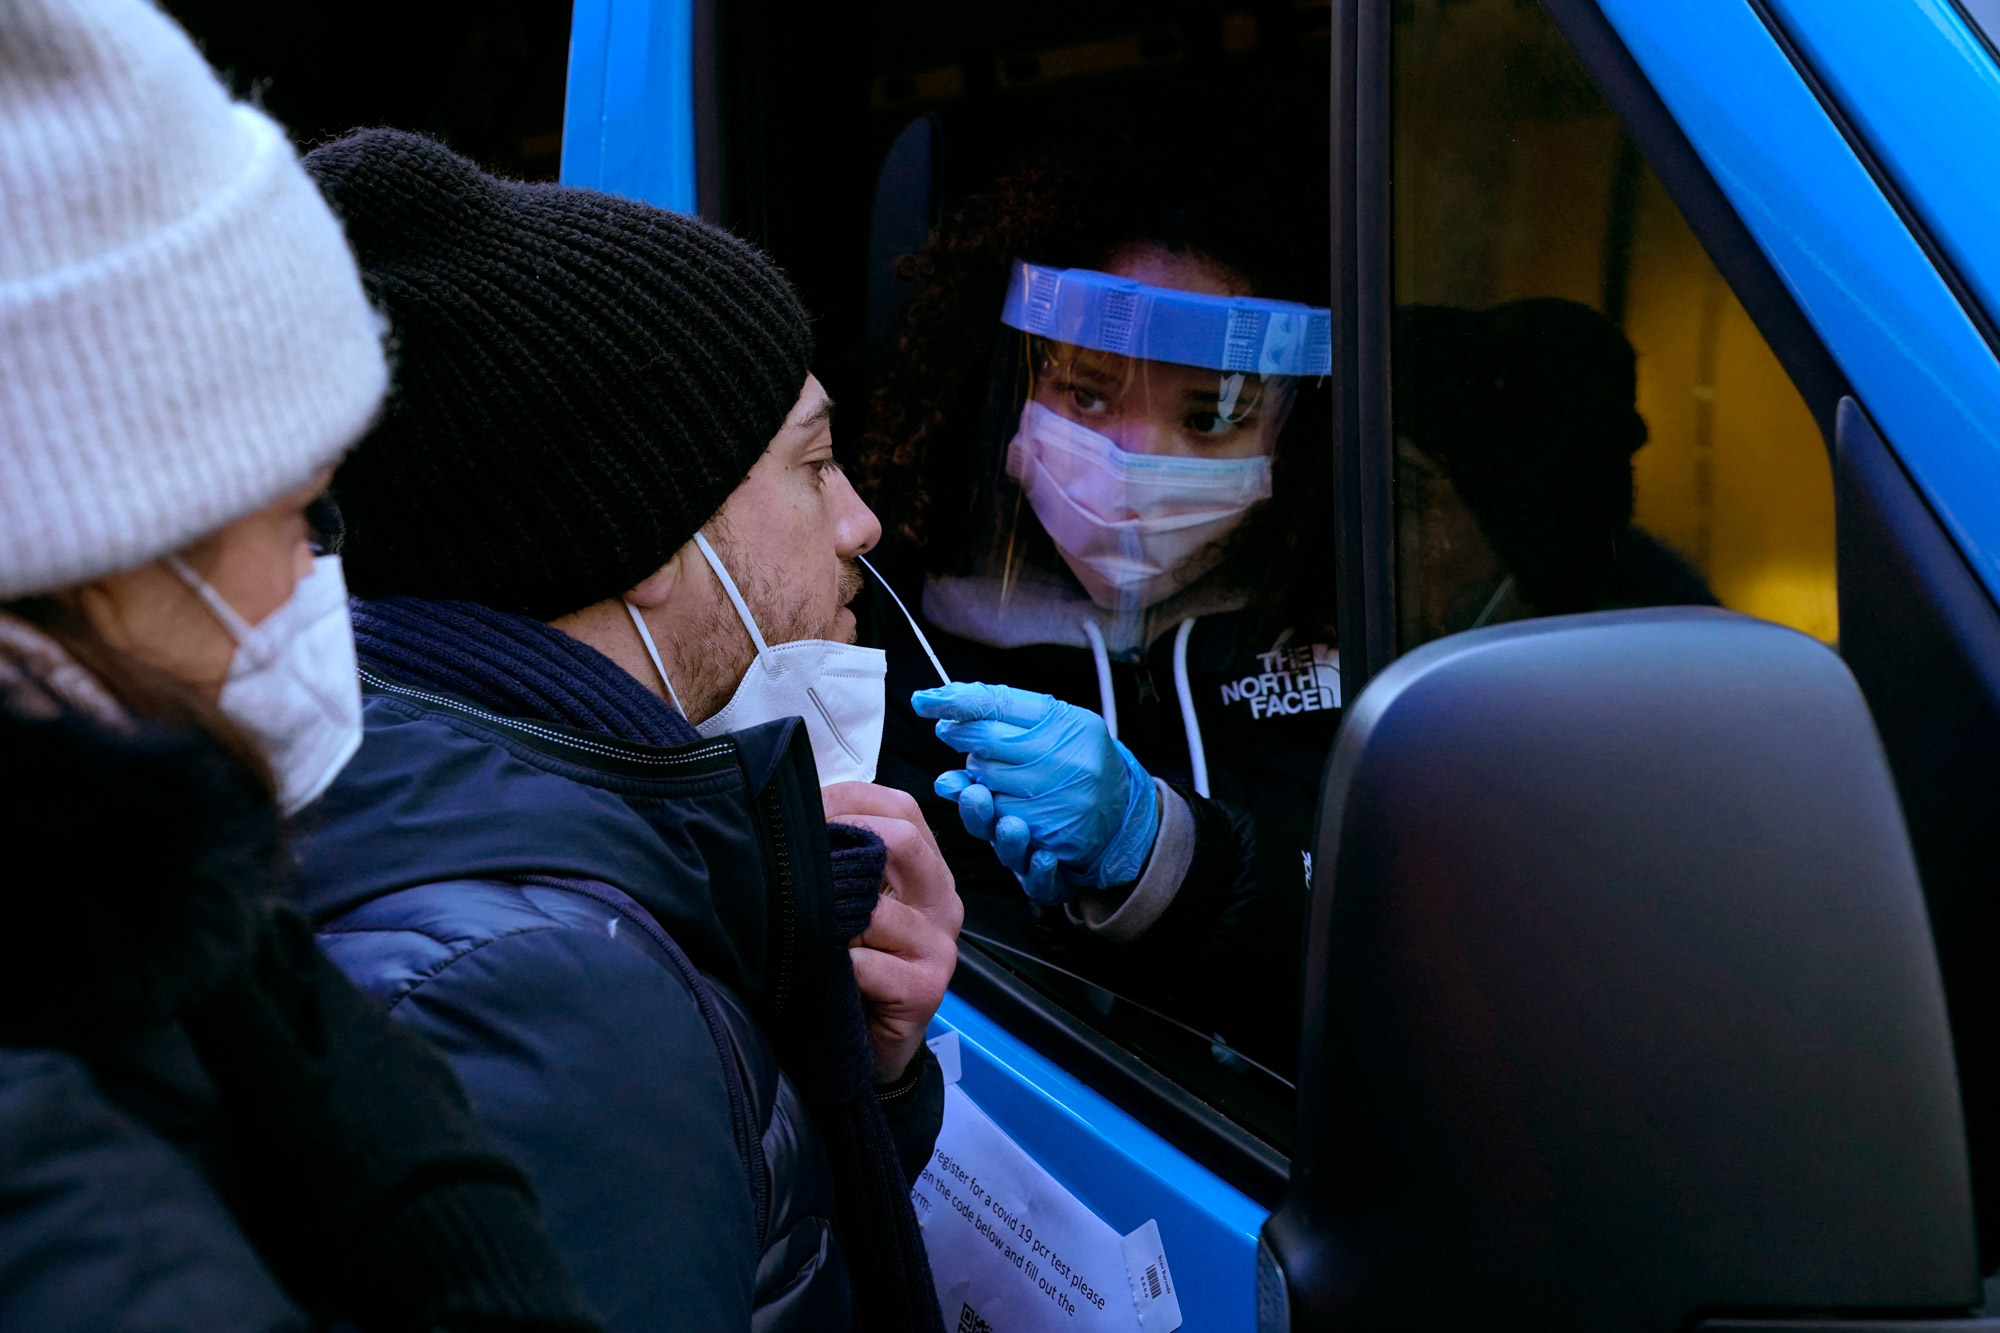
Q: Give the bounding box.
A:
[857,95,1335,635]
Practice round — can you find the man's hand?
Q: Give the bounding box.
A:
[823,781,963,1083]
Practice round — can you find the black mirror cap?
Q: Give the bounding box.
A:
[1266,609,1977,1331]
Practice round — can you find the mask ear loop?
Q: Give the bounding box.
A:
[691,531,770,654]
[624,601,687,716]
[165,553,253,642]
[857,553,951,687]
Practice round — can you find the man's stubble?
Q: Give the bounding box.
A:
[671,518,863,724]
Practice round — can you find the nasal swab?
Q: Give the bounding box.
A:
[858,553,952,686]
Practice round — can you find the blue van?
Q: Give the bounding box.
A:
[565,2,2000,1328]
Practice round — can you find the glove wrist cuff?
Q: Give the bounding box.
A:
[1092,742,1161,888]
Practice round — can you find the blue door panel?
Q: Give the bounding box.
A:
[561,0,697,212]
[1762,1,2000,344]
[930,994,1267,1333]
[1602,0,2000,608]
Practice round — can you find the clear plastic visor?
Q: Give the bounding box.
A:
[1026,335,1295,460]
[930,262,1331,645]
[997,257,1332,464]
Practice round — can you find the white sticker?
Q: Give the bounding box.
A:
[913,1084,1181,1332]
[1119,1219,1183,1333]
[1257,310,1308,377]
[928,1030,963,1087]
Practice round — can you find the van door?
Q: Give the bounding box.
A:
[1261,0,2000,1324]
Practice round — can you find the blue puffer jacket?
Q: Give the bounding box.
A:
[291,681,857,1333]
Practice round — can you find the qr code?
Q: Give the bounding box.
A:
[956,1303,995,1333]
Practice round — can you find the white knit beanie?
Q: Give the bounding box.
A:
[0,0,389,597]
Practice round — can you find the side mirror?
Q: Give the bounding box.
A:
[1262,609,1978,1331]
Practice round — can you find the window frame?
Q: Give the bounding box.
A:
[1294,0,1863,1287]
[1302,0,2000,1285]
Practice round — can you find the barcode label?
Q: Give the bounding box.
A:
[1120,1219,1183,1332]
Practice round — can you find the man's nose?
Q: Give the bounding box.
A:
[831,467,882,557]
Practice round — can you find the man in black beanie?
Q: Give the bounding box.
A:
[1394,298,1716,643]
[286,129,957,1333]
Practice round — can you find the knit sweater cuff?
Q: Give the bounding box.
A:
[877,1042,946,1187]
[826,821,888,940]
[344,1181,598,1332]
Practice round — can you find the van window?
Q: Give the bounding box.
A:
[855,1,1335,1168]
[1391,0,1836,650]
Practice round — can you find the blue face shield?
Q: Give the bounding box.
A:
[948,261,1332,636]
[999,259,1332,380]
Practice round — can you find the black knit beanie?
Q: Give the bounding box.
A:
[1394,297,1648,616]
[304,129,814,619]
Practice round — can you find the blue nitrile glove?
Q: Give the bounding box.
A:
[935,770,1066,903]
[914,682,1160,898]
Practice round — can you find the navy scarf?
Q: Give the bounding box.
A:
[350,597,696,747]
[348,596,942,1333]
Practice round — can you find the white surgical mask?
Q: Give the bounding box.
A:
[168,552,363,815]
[624,533,888,786]
[1006,400,1273,611]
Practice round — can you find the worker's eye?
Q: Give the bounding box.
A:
[1185,411,1257,438]
[1044,371,1113,417]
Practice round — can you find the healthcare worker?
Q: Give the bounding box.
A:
[859,118,1333,1074]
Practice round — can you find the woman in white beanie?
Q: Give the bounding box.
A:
[0,1,601,1329]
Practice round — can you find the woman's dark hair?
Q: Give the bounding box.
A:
[3,592,277,796]
[857,88,1335,634]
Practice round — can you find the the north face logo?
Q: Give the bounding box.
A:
[1220,643,1340,720]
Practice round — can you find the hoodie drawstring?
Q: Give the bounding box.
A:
[1172,618,1211,798]
[1082,616,1211,800]
[1082,619,1118,741]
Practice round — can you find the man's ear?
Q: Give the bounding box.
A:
[624,544,693,609]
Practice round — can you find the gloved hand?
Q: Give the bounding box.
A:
[913,682,1160,904]
[933,771,1068,903]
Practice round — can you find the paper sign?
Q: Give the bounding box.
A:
[928,1030,963,1087]
[913,1081,1182,1333]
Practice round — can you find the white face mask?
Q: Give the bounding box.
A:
[167,553,363,815]
[623,532,888,787]
[1006,400,1274,611]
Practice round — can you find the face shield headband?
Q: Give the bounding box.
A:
[999,260,1333,379]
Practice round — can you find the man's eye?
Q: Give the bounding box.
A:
[810,457,843,477]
